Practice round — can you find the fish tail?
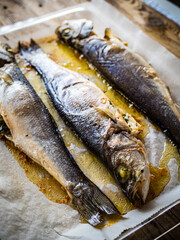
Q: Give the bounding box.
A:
[69,180,119,226]
[90,182,118,215]
[18,39,41,58]
[30,39,41,50]
[18,41,28,53]
[72,193,103,226]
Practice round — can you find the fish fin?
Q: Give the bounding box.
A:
[18,41,30,61]
[89,182,119,215]
[18,41,29,52]
[30,39,41,51]
[104,28,128,47]
[19,39,41,56]
[69,181,119,226]
[72,193,103,226]
[19,39,43,64]
[104,28,122,41]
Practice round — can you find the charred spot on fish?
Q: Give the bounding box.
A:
[0,59,7,68]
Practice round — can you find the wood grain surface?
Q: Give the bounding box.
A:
[119,202,180,240]
[106,0,180,58]
[0,0,179,57]
[0,0,88,26]
[0,0,179,239]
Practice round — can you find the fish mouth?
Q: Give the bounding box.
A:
[56,19,93,43]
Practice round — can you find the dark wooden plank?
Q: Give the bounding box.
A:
[169,0,180,7]
[119,203,180,240]
[106,0,180,58]
[162,224,180,240]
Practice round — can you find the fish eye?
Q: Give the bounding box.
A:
[117,165,130,182]
[63,29,71,37]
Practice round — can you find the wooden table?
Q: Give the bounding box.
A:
[0,0,179,239]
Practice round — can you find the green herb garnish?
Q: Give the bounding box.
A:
[132,174,136,182]
[108,100,113,105]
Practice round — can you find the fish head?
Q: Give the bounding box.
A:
[107,132,150,203]
[56,19,93,44]
[0,42,14,67]
[116,153,150,204]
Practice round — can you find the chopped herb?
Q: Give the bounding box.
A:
[136,123,138,126]
[124,118,129,123]
[122,114,129,123]
[103,90,107,93]
[132,174,136,182]
[108,100,113,105]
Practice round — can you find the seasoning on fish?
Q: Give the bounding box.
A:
[19,40,150,203]
[0,42,14,67]
[56,19,180,150]
[0,61,119,226]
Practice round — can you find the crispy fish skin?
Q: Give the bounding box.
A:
[56,19,180,149]
[19,40,150,203]
[0,42,14,67]
[0,62,119,226]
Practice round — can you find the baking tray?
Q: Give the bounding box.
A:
[0,1,179,239]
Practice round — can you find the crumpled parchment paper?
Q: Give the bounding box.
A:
[0,1,180,239]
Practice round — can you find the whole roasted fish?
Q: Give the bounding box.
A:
[19,40,150,203]
[56,19,180,149]
[0,61,118,226]
[0,43,14,138]
[0,42,14,67]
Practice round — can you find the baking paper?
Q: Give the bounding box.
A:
[0,1,180,239]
